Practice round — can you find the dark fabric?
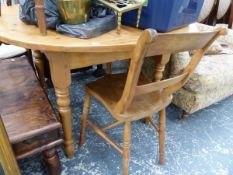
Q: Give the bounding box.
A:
[19,0,61,29]
[19,0,117,38]
[56,14,117,38]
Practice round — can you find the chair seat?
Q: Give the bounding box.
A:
[0,44,27,59]
[0,57,61,144]
[87,73,172,121]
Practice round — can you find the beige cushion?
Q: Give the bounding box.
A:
[205,41,233,55]
[205,41,224,54]
[0,44,26,59]
[216,24,233,51]
[173,84,233,114]
[184,54,233,93]
[170,52,191,76]
[170,52,233,93]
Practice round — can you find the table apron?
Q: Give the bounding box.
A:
[67,52,131,69]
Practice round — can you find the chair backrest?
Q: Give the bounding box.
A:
[114,27,226,114]
[0,115,21,175]
[0,0,47,35]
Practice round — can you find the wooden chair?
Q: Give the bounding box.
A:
[79,28,226,174]
[0,115,21,175]
[0,57,63,175]
[0,0,47,90]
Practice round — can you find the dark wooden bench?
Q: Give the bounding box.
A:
[0,57,63,175]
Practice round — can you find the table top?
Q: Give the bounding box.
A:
[0,5,216,53]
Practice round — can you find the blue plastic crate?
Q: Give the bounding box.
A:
[122,0,204,32]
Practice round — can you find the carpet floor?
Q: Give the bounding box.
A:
[19,71,233,175]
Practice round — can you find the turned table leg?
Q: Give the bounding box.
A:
[153,54,171,82]
[145,54,171,123]
[55,87,74,157]
[45,52,74,158]
[33,50,47,91]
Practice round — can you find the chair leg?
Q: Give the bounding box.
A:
[122,122,131,175]
[42,148,61,175]
[159,109,166,165]
[79,92,91,146]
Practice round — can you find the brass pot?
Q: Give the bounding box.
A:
[57,0,91,24]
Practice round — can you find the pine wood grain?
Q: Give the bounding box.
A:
[0,5,225,159]
[0,6,221,53]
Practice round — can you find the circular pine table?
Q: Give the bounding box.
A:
[0,5,216,158]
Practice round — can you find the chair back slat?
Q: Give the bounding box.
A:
[135,72,189,96]
[146,32,219,56]
[114,27,226,114]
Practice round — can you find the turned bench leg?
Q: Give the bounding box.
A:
[42,148,61,175]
